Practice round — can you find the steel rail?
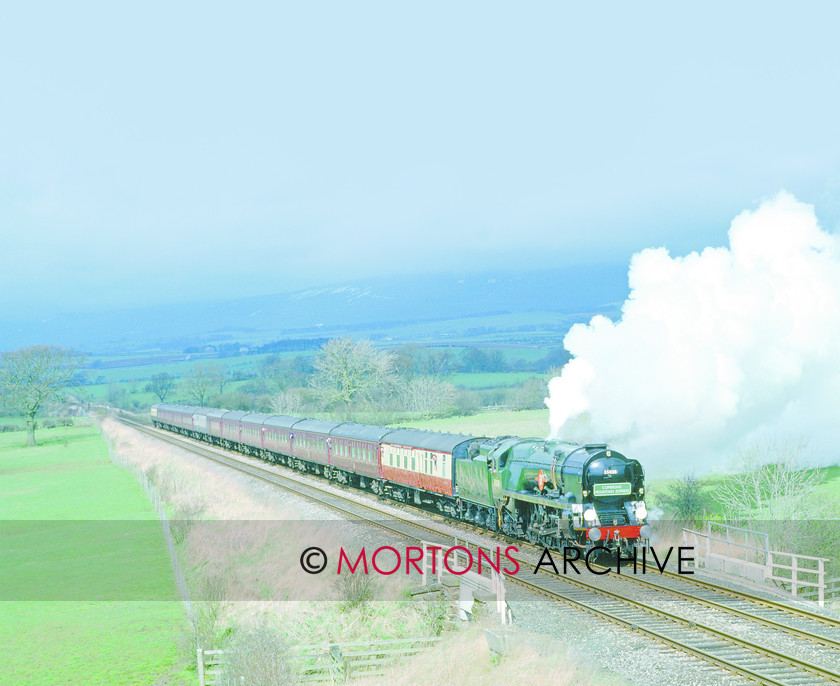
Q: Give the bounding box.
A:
[584,561,840,650]
[118,417,840,685]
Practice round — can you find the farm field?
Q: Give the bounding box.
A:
[0,424,188,685]
[449,371,542,388]
[401,409,551,438]
[812,464,840,500]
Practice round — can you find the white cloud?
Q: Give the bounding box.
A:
[546,192,840,474]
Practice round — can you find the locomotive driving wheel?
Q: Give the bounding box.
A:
[527,505,549,545]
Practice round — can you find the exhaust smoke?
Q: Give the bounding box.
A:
[545,192,840,474]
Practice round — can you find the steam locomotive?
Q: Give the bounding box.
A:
[152,403,649,552]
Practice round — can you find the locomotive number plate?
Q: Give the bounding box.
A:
[593,482,631,497]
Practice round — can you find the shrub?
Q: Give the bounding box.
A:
[219,621,295,686]
[337,572,374,611]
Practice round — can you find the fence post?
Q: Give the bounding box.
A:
[819,559,825,607]
[791,555,798,597]
[197,648,205,686]
[329,643,344,681]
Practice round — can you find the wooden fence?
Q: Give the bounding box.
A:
[198,637,442,685]
[420,536,510,625]
[801,577,840,602]
[683,522,829,606]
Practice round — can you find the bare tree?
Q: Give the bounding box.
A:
[183,363,215,406]
[206,362,229,395]
[0,345,85,446]
[311,338,396,410]
[270,388,309,415]
[712,436,825,550]
[148,371,176,402]
[400,376,456,417]
[420,349,455,378]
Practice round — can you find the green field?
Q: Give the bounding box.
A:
[449,371,542,388]
[400,409,551,438]
[0,424,188,685]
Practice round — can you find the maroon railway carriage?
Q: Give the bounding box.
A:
[239,412,272,454]
[328,422,395,484]
[290,418,339,467]
[202,407,229,441]
[153,404,202,433]
[219,410,248,447]
[380,429,476,497]
[262,415,302,457]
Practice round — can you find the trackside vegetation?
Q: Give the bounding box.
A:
[0,422,188,685]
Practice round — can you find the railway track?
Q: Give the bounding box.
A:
[587,561,840,650]
[117,415,840,685]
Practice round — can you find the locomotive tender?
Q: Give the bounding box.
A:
[152,403,649,552]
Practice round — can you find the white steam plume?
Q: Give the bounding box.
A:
[546,192,840,474]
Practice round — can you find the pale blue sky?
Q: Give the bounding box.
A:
[2,1,839,317]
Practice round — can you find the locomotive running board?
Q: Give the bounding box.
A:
[501,489,571,510]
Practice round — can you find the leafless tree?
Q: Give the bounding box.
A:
[0,345,85,446]
[421,349,455,378]
[183,363,216,406]
[712,436,825,550]
[148,371,176,402]
[206,362,229,395]
[399,376,456,417]
[311,338,396,410]
[270,388,309,415]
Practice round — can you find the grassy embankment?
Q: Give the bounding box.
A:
[0,423,189,685]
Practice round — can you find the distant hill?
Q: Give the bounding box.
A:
[2,265,628,352]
